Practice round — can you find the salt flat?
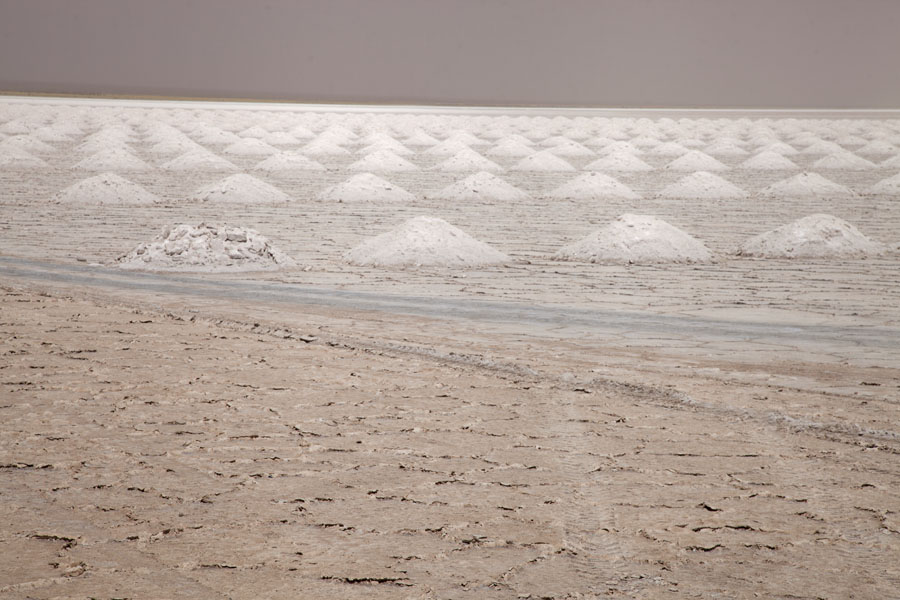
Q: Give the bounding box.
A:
[1,97,898,598]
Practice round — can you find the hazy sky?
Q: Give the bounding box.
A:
[1,0,898,108]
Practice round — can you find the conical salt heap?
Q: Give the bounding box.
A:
[548,172,640,200]
[759,172,855,198]
[319,173,415,202]
[54,173,158,205]
[433,171,528,201]
[116,223,295,272]
[188,174,291,204]
[553,214,713,264]
[737,214,884,259]
[659,171,746,199]
[346,216,509,267]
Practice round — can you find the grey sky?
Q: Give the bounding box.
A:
[1,0,898,108]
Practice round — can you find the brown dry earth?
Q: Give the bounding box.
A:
[2,283,899,600]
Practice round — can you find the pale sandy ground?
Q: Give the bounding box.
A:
[2,101,900,598]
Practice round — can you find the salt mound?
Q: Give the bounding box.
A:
[548,172,640,200]
[117,223,294,272]
[359,139,414,156]
[511,151,576,172]
[224,138,279,156]
[254,151,325,172]
[433,172,528,201]
[0,135,56,154]
[759,172,855,198]
[434,148,504,173]
[647,142,691,157]
[54,173,158,205]
[424,139,473,157]
[189,174,291,204]
[867,172,900,195]
[856,139,899,155]
[812,152,877,170]
[739,151,799,170]
[349,149,419,172]
[487,139,535,157]
[301,138,351,156]
[585,151,654,172]
[664,150,729,171]
[319,173,415,202]
[546,139,595,157]
[659,171,746,199]
[737,214,884,258]
[345,216,508,267]
[553,214,713,264]
[0,147,48,168]
[161,149,237,171]
[757,141,799,156]
[75,148,152,171]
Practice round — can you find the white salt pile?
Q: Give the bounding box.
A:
[161,148,237,171]
[868,172,900,195]
[647,141,691,157]
[757,141,799,156]
[487,139,535,157]
[546,139,595,157]
[433,171,528,201]
[345,216,509,267]
[812,152,877,170]
[54,173,158,205]
[0,147,48,168]
[75,148,152,171]
[318,173,415,202]
[759,172,855,198]
[254,151,325,172]
[433,148,504,173]
[659,171,746,199]
[301,138,351,156]
[585,151,654,172]
[349,149,419,172]
[424,139,474,157]
[0,135,56,154]
[856,139,899,155]
[739,151,799,170]
[664,150,729,171]
[511,150,576,172]
[737,214,884,258]
[548,172,640,200]
[188,174,291,204]
[553,214,713,264]
[224,138,279,156]
[117,223,294,272]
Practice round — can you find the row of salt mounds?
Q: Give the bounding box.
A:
[346,216,509,267]
[53,173,158,205]
[117,223,294,272]
[548,172,639,200]
[319,173,415,202]
[758,172,855,198]
[553,214,713,264]
[737,214,884,258]
[188,174,291,204]
[432,172,528,202]
[659,171,747,199]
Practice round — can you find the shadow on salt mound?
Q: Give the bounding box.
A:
[188,174,291,204]
[319,173,415,202]
[116,223,295,272]
[553,214,713,264]
[737,214,884,259]
[54,173,158,205]
[345,216,509,268]
[431,171,528,202]
[658,171,746,199]
[548,172,639,200]
[758,172,855,198]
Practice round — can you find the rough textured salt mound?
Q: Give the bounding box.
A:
[759,172,855,198]
[54,173,158,205]
[801,140,845,155]
[546,139,595,157]
[263,131,300,145]
[757,141,799,156]
[511,151,576,172]
[548,172,640,200]
[812,152,877,170]
[403,129,440,146]
[0,135,56,154]
[349,149,419,172]
[161,148,237,171]
[433,172,528,201]
[359,139,414,156]
[346,216,508,267]
[434,148,503,173]
[424,139,473,156]
[703,140,749,156]
[659,171,746,199]
[585,152,654,172]
[856,139,899,155]
[739,151,800,170]
[737,214,884,258]
[553,214,713,264]
[254,151,325,172]
[301,138,350,156]
[117,223,294,272]
[224,138,279,156]
[647,142,691,157]
[867,172,900,195]
[664,150,729,171]
[487,139,535,157]
[319,173,415,202]
[75,148,152,171]
[189,174,291,204]
[0,147,48,168]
